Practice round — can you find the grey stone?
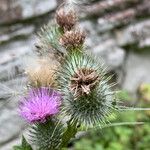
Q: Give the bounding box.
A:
[0,37,34,65]
[93,39,126,70]
[97,18,116,33]
[1,138,21,150]
[0,108,26,145]
[0,77,27,107]
[139,37,150,48]
[0,77,27,147]
[79,21,100,47]
[0,25,35,44]
[122,52,150,94]
[0,60,25,82]
[0,0,57,24]
[0,37,35,85]
[115,20,150,46]
[20,0,57,19]
[0,0,22,24]
[0,36,34,148]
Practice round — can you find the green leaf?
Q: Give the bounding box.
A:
[116,90,131,101]
[13,146,22,150]
[13,136,32,150]
[61,119,78,148]
[22,136,32,150]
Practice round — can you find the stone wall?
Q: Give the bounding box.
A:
[0,0,150,149]
[0,0,57,149]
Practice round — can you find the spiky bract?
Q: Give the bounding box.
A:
[36,25,65,57]
[29,119,64,150]
[58,52,116,127]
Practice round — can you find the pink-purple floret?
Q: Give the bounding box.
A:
[19,88,61,123]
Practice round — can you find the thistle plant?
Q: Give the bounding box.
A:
[8,0,149,150]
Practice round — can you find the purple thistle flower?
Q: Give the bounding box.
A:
[19,87,61,123]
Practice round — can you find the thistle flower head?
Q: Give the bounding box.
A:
[58,53,116,127]
[19,88,61,123]
[59,30,86,50]
[56,8,77,31]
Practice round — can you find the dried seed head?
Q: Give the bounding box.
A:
[27,66,56,87]
[59,30,86,50]
[26,58,58,88]
[70,68,100,98]
[56,8,77,31]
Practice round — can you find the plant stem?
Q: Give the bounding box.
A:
[60,119,78,149]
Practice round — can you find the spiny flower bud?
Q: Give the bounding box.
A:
[58,53,117,127]
[59,30,86,50]
[70,68,100,98]
[56,8,77,31]
[30,119,64,150]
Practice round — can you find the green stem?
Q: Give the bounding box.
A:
[60,119,78,149]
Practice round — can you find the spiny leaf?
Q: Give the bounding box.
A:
[37,25,65,55]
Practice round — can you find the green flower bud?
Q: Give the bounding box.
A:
[58,52,117,127]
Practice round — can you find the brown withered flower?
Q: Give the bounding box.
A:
[59,30,86,50]
[70,68,100,98]
[56,8,77,31]
[26,58,58,88]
